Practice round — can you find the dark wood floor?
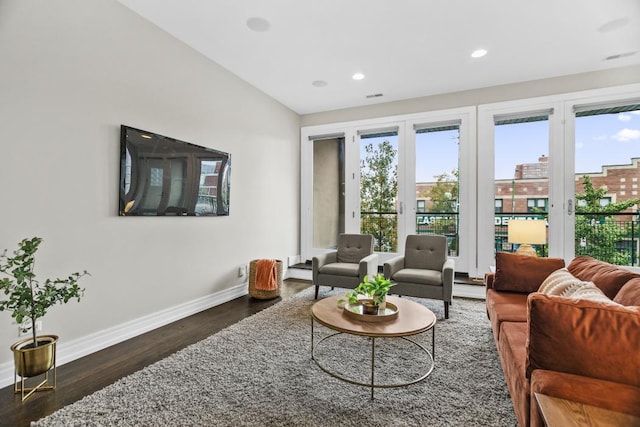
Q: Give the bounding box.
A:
[0,280,312,427]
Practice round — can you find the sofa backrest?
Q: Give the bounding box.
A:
[404,234,447,271]
[492,252,565,293]
[614,278,640,306]
[527,293,640,387]
[336,234,374,263]
[567,256,640,300]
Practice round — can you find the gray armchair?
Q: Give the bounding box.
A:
[383,234,454,318]
[313,234,378,299]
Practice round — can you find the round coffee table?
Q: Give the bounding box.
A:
[311,295,436,399]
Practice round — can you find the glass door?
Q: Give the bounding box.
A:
[477,103,560,274]
[493,114,551,257]
[359,129,399,255]
[414,124,460,257]
[569,102,640,266]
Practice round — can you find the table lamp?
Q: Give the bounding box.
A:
[507,219,547,257]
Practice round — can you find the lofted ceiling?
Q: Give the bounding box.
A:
[117,0,640,115]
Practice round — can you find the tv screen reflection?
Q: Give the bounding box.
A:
[119,125,231,216]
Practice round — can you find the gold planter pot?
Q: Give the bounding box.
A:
[11,334,58,401]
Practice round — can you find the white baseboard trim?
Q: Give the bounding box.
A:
[453,283,485,300]
[0,283,248,389]
[283,267,485,299]
[286,268,311,280]
[287,255,301,267]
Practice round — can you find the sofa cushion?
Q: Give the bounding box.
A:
[614,278,640,306]
[318,262,359,276]
[392,268,441,286]
[493,252,565,293]
[568,282,621,305]
[486,288,530,307]
[567,255,640,299]
[527,293,640,387]
[538,268,585,296]
[486,289,528,342]
[498,322,530,427]
[538,272,619,303]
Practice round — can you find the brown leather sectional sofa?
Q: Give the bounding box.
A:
[485,253,640,427]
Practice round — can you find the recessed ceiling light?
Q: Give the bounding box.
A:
[352,73,365,81]
[312,80,328,88]
[246,17,270,32]
[471,49,487,58]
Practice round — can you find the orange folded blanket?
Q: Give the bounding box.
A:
[255,259,277,291]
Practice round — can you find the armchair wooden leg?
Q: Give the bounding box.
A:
[444,301,449,319]
[315,285,319,299]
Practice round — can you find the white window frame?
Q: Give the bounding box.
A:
[301,83,640,276]
[478,83,640,272]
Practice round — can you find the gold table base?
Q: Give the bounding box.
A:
[311,318,435,399]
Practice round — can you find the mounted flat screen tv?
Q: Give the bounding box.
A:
[119,125,231,216]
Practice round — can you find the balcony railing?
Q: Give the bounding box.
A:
[361,211,398,252]
[494,212,639,266]
[363,211,639,266]
[574,212,639,266]
[416,212,459,257]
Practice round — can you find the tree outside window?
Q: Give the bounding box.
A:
[575,176,640,265]
[360,140,398,252]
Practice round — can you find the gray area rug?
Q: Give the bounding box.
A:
[34,288,516,426]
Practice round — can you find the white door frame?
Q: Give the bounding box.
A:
[301,107,476,273]
[562,87,640,261]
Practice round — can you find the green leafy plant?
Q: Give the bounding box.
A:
[575,176,640,265]
[360,140,398,252]
[0,237,89,348]
[340,274,394,306]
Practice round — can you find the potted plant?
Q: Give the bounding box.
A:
[341,274,394,315]
[0,237,88,400]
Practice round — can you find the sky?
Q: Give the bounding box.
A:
[361,108,640,182]
[493,110,640,179]
[575,110,640,175]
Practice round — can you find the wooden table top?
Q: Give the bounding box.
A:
[311,295,436,337]
[535,393,640,427]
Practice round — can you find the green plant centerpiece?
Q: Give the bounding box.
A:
[0,237,88,400]
[340,274,394,315]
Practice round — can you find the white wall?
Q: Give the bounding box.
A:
[300,65,640,126]
[0,0,300,381]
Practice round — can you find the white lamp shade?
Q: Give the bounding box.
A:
[507,219,547,245]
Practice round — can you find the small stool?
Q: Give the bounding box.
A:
[248,259,282,299]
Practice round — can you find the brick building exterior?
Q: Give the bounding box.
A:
[416,157,640,214]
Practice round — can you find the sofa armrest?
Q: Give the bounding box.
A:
[442,258,454,283]
[485,273,496,290]
[383,256,405,279]
[442,258,455,298]
[526,293,640,387]
[358,253,379,282]
[312,251,337,283]
[530,370,640,424]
